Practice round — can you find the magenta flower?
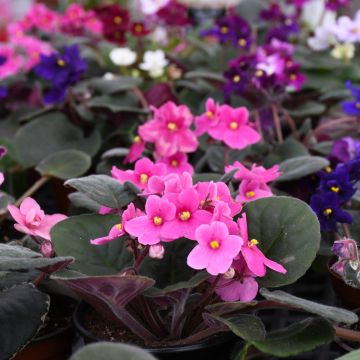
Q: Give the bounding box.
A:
[91,203,139,245]
[226,161,280,183]
[194,98,221,136]
[138,102,198,157]
[125,195,176,245]
[20,4,59,33]
[238,214,286,277]
[215,182,242,216]
[124,136,145,164]
[157,152,194,175]
[0,46,23,80]
[187,221,243,276]
[162,188,212,240]
[8,197,67,241]
[214,276,258,302]
[0,172,4,187]
[236,180,273,203]
[209,105,260,150]
[112,157,166,189]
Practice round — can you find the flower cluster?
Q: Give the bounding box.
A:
[34,44,87,104]
[92,156,286,302]
[224,39,305,98]
[310,151,360,232]
[201,14,252,49]
[331,238,360,288]
[308,10,360,61]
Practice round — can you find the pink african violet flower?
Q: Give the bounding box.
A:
[149,244,165,259]
[14,36,52,71]
[211,202,239,235]
[162,187,212,240]
[61,4,103,35]
[215,276,258,302]
[236,180,273,203]
[187,221,243,276]
[209,105,260,150]
[157,152,194,175]
[91,203,140,245]
[8,197,67,241]
[0,172,4,187]
[112,157,166,190]
[124,136,145,164]
[0,45,23,80]
[215,182,242,216]
[194,98,221,136]
[126,195,176,245]
[226,161,280,183]
[139,101,198,157]
[20,4,59,33]
[238,214,286,277]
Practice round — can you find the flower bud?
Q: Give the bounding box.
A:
[149,245,165,259]
[223,267,235,279]
[41,240,54,258]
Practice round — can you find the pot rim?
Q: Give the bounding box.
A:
[73,301,236,354]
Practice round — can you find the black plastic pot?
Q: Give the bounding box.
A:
[73,302,238,360]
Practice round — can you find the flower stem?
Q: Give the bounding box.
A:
[15,175,51,207]
[271,104,284,144]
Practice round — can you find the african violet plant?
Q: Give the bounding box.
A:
[36,98,357,359]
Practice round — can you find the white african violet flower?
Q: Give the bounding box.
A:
[139,50,168,78]
[109,48,137,66]
[177,0,242,9]
[331,43,355,61]
[308,24,336,51]
[103,72,115,80]
[138,0,170,15]
[333,11,360,43]
[150,27,169,46]
[302,0,335,30]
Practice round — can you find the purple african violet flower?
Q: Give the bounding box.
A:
[342,81,360,116]
[34,44,87,104]
[0,146,7,159]
[310,192,352,232]
[330,137,360,163]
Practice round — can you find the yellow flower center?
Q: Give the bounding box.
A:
[246,191,255,198]
[140,173,149,184]
[57,59,66,67]
[171,160,178,167]
[153,216,163,226]
[207,111,214,118]
[134,136,141,144]
[210,240,220,249]
[250,239,259,247]
[135,24,143,33]
[284,18,292,26]
[324,166,332,173]
[167,122,178,131]
[233,75,241,83]
[114,16,122,24]
[331,186,340,193]
[324,208,333,216]
[229,121,238,130]
[179,211,191,221]
[220,26,229,34]
[256,69,264,77]
[116,223,122,230]
[238,38,247,46]
[289,74,297,81]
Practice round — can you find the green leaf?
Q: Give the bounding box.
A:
[70,342,157,360]
[185,71,225,83]
[51,214,133,275]
[205,301,257,316]
[14,113,101,167]
[65,175,139,209]
[235,0,267,22]
[36,150,91,180]
[88,95,149,114]
[252,317,334,358]
[77,76,143,94]
[0,284,50,360]
[286,101,326,118]
[206,314,265,342]
[277,156,329,182]
[244,196,321,287]
[336,349,360,360]
[260,289,358,325]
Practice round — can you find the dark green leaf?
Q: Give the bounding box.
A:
[36,150,91,180]
[88,95,149,114]
[286,101,326,117]
[252,317,334,357]
[244,196,321,287]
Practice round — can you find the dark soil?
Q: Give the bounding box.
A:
[36,295,75,339]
